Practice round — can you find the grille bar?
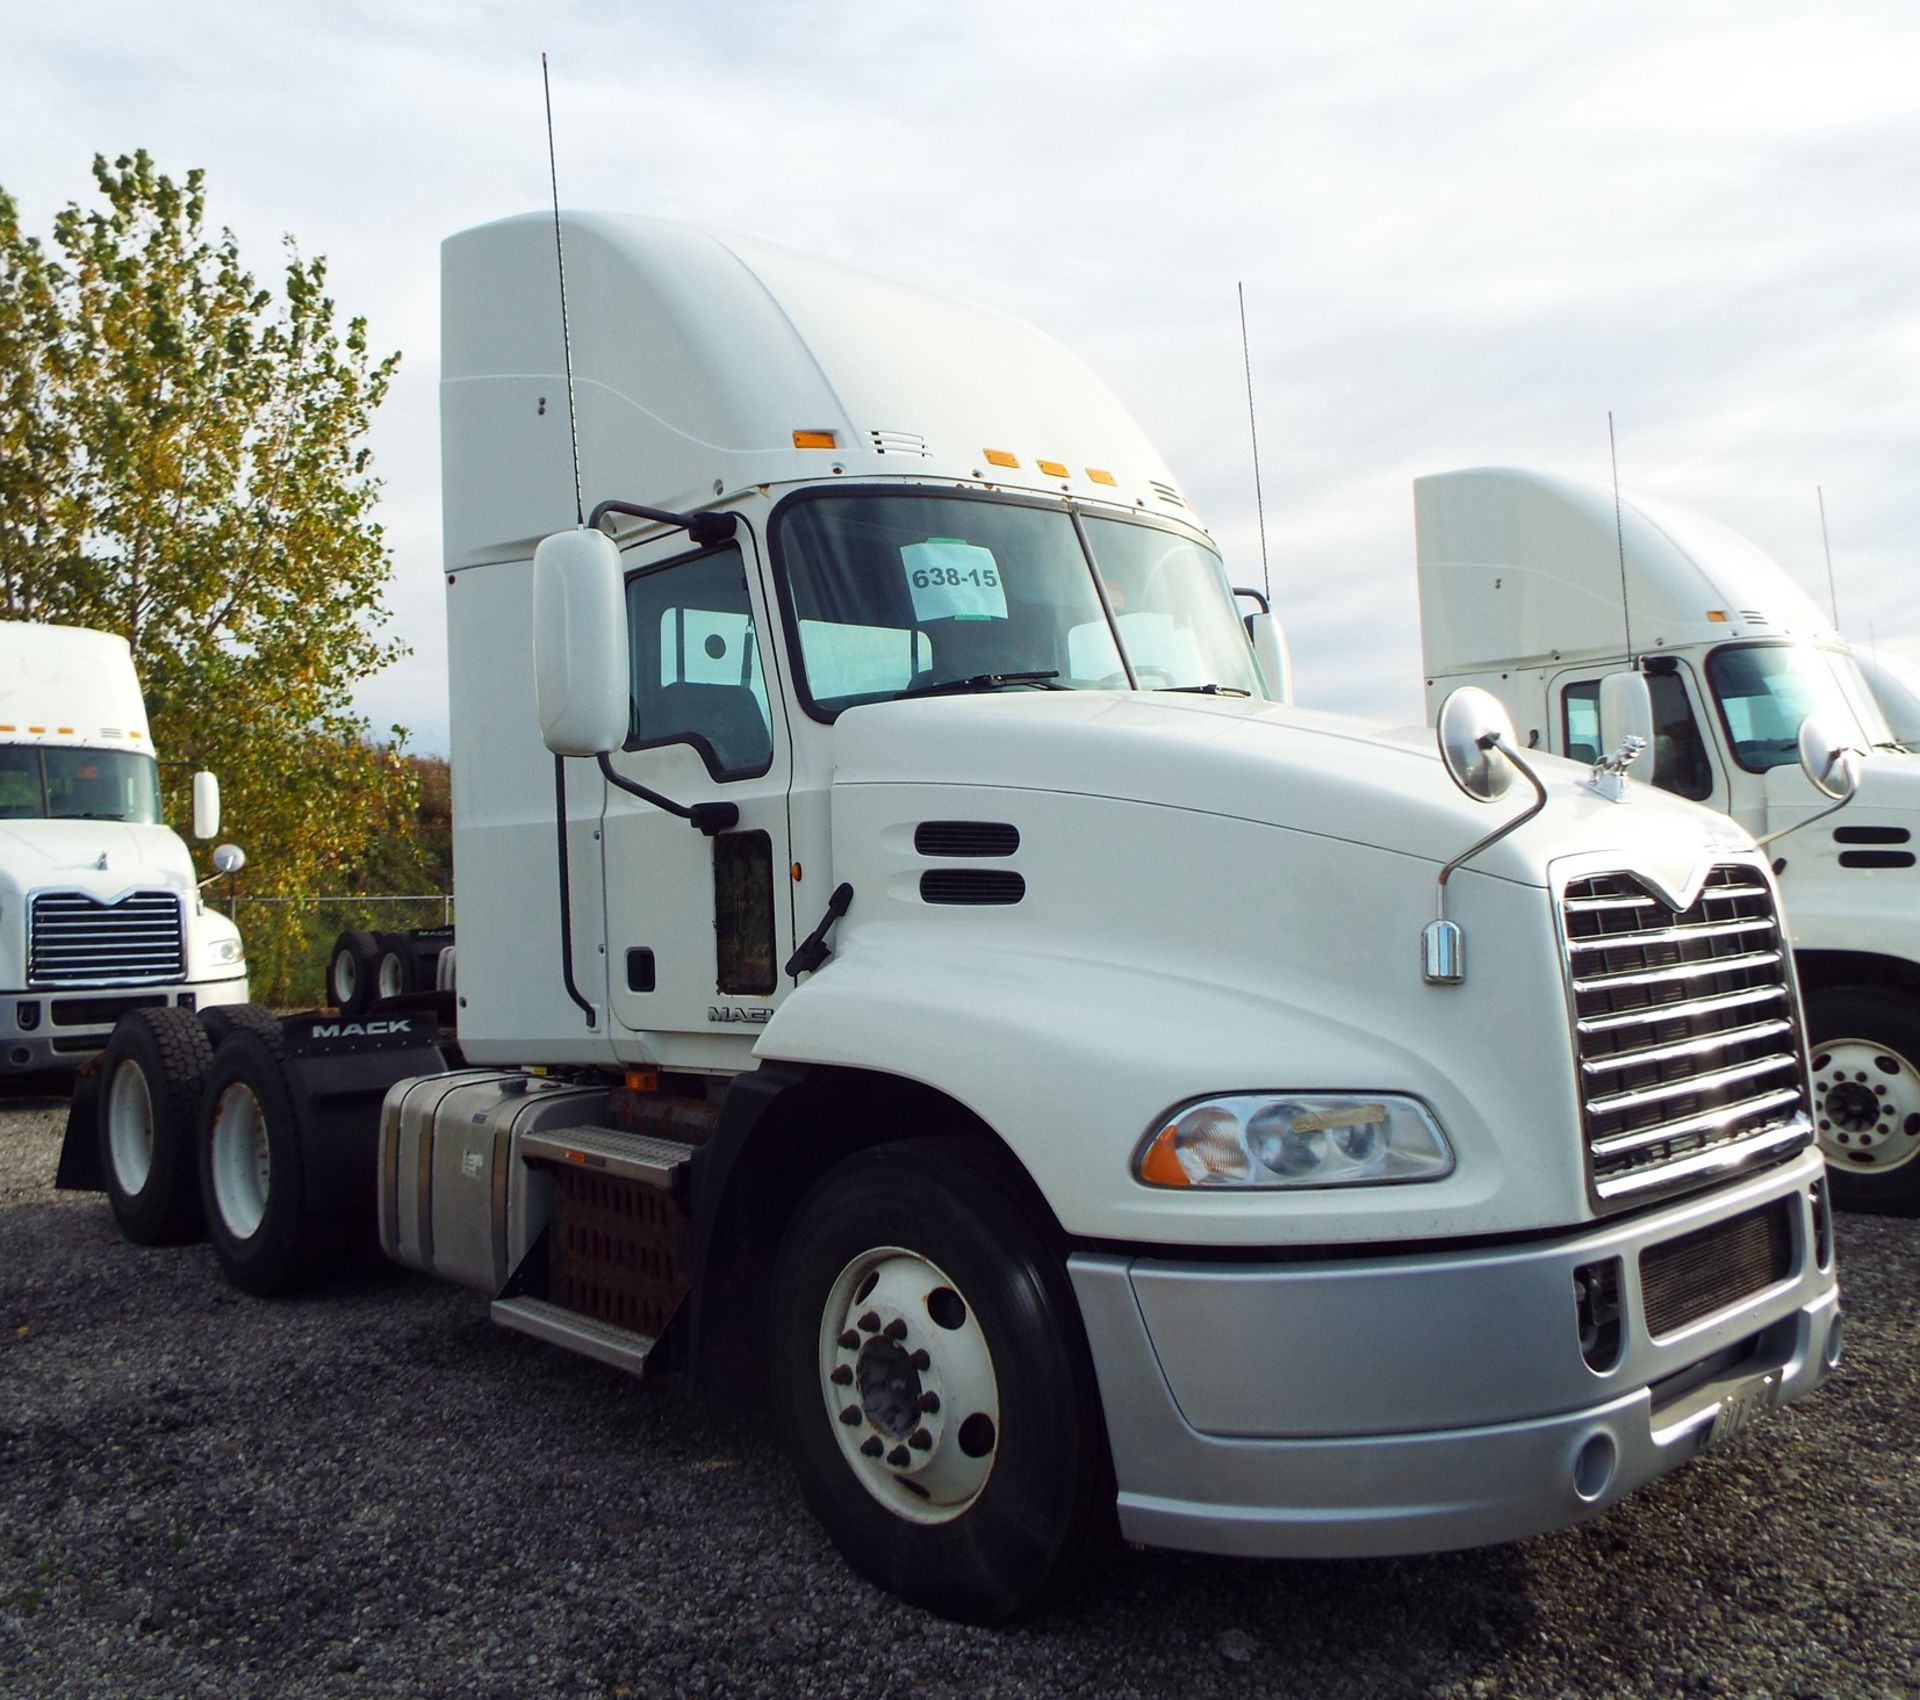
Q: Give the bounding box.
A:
[28,890,185,985]
[1561,863,1809,1207]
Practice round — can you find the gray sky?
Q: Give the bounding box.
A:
[8,0,1917,752]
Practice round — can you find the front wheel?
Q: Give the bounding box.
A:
[769,1140,1112,1622]
[98,1008,213,1244]
[1805,983,1920,1215]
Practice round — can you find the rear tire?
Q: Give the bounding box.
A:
[769,1139,1112,1622]
[1806,984,1920,1215]
[327,930,379,1016]
[197,1028,323,1295]
[200,1003,281,1046]
[98,1008,213,1245]
[374,933,415,1003]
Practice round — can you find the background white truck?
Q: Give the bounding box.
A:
[1416,467,1920,1213]
[65,219,1840,1621]
[1,621,246,1083]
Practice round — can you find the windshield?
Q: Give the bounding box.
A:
[774,492,1262,714]
[0,746,162,823]
[1705,644,1887,772]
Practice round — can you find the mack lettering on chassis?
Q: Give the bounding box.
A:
[1416,467,1920,1214]
[65,216,1840,1622]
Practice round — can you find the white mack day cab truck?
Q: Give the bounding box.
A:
[1,621,246,1091]
[63,215,1841,1621]
[1416,468,1920,1215]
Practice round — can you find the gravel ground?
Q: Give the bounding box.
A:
[2,1080,1916,1700]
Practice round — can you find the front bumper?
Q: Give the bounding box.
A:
[2,976,248,1072]
[1069,1150,1839,1558]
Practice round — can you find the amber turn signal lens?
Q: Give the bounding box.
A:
[793,429,837,449]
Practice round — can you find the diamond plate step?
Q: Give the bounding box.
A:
[490,1295,657,1376]
[518,1123,690,1191]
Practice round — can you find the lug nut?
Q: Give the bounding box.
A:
[838,1405,863,1426]
[909,1428,932,1451]
[858,1311,881,1333]
[909,1348,931,1371]
[887,1445,911,1468]
[860,1436,883,1458]
[918,1391,940,1413]
[830,1365,853,1386]
[883,1318,908,1341]
[838,1329,860,1350]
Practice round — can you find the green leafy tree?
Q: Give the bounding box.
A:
[0,151,419,1004]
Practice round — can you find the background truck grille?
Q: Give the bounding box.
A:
[28,890,185,986]
[1562,864,1812,1208]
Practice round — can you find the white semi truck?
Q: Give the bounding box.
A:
[1,621,247,1085]
[66,219,1840,1621]
[1416,467,1920,1214]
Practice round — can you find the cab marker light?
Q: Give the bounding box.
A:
[1707,610,1729,623]
[1036,458,1068,479]
[793,429,837,449]
[983,448,1019,469]
[1086,468,1118,486]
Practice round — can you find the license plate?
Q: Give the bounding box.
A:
[1704,1370,1780,1452]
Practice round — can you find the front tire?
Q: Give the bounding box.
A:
[769,1140,1112,1622]
[197,1028,323,1294]
[98,1008,213,1245]
[1805,983,1920,1215]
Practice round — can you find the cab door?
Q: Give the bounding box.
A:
[599,530,794,1063]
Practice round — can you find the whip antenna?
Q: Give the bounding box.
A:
[1238,282,1272,606]
[542,52,584,527]
[1608,410,1633,665]
[1818,485,1840,630]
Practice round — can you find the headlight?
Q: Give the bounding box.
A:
[1136,1093,1453,1190]
[207,938,245,966]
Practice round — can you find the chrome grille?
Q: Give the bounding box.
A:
[1562,864,1812,1208]
[28,889,185,986]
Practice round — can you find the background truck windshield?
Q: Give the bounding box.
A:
[0,746,162,823]
[1707,644,1889,772]
[775,493,1260,713]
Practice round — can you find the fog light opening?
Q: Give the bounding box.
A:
[1574,1258,1624,1373]
[1573,1432,1618,1504]
[1823,1314,1845,1373]
[7,1046,32,1068]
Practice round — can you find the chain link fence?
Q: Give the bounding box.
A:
[225,895,455,1011]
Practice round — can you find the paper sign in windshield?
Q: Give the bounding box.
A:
[901,539,1007,623]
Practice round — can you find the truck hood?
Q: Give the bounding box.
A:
[833,691,1752,891]
[0,819,197,903]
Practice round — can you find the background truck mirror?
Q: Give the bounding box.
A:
[191,770,221,840]
[1599,672,1655,778]
[533,528,631,757]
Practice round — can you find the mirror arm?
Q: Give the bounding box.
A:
[1436,737,1551,920]
[596,751,739,836]
[589,499,738,547]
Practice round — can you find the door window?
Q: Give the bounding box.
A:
[625,545,774,781]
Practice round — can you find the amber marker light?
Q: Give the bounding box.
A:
[1137,1126,1192,1187]
[1707,610,1729,622]
[1036,459,1068,478]
[793,429,837,449]
[982,448,1019,468]
[1086,468,1117,486]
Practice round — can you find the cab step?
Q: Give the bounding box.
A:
[489,1295,658,1375]
[518,1123,691,1194]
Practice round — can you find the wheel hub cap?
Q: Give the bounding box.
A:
[1812,1038,1920,1171]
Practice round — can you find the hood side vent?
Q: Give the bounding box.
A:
[1837,850,1915,870]
[870,429,930,458]
[920,869,1025,906]
[1148,480,1186,509]
[915,820,1020,858]
[1834,825,1910,845]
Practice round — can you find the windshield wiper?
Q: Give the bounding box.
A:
[895,671,1063,701]
[63,812,129,821]
[1155,683,1252,697]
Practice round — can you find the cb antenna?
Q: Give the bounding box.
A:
[1608,410,1633,666]
[1817,484,1840,630]
[542,52,584,527]
[1237,282,1272,606]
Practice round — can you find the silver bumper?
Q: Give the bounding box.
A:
[1069,1151,1840,1558]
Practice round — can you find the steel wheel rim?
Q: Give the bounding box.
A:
[330,950,358,1006]
[1811,1036,1920,1174]
[106,1059,155,1196]
[210,1081,272,1239]
[817,1246,1000,1525]
[377,953,403,1001]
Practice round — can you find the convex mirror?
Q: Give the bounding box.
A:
[533,528,631,756]
[1435,686,1518,802]
[1797,714,1860,802]
[211,844,246,875]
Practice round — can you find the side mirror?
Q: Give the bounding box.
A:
[191,770,221,840]
[533,528,631,756]
[1435,686,1518,803]
[211,844,246,875]
[1598,672,1655,780]
[1246,611,1292,704]
[1797,714,1859,802]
